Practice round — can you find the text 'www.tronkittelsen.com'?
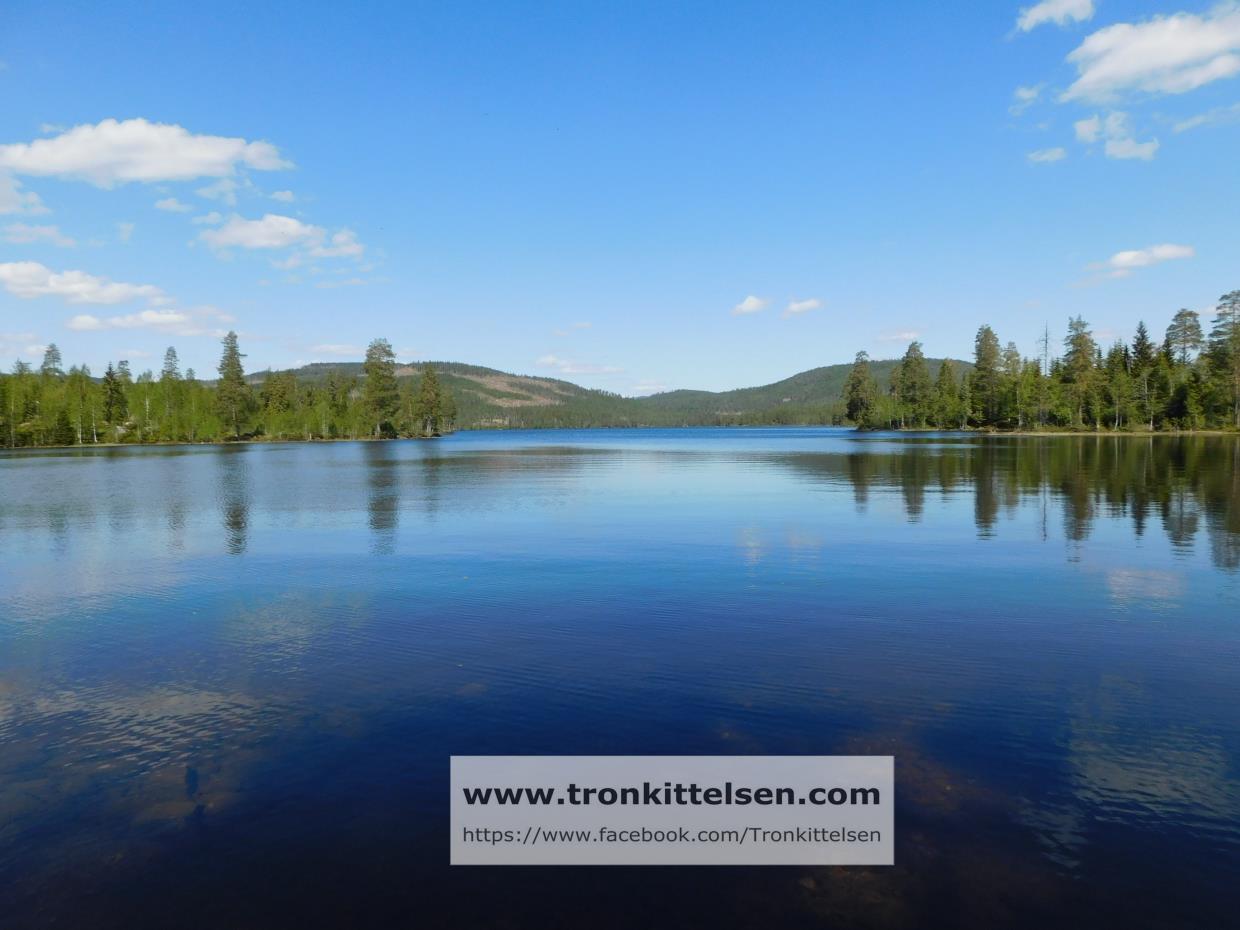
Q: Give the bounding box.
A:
[450,756,893,865]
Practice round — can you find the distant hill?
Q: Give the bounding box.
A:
[246,357,971,429]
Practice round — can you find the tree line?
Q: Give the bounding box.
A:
[0,333,456,447]
[844,291,1240,431]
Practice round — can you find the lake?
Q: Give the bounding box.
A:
[1,428,1238,929]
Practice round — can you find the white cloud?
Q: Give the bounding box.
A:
[194,177,246,205]
[535,353,624,375]
[1017,0,1094,32]
[783,297,822,317]
[1094,243,1195,278]
[0,118,290,187]
[1028,146,1068,162]
[0,261,164,304]
[0,171,48,215]
[67,310,188,330]
[0,331,47,363]
[271,253,303,270]
[154,197,192,212]
[270,190,295,202]
[731,295,769,316]
[308,343,363,357]
[3,223,75,247]
[1104,135,1159,159]
[1074,114,1102,142]
[67,306,231,336]
[200,213,324,250]
[1010,83,1044,114]
[1062,6,1240,103]
[116,221,135,242]
[1174,100,1240,131]
[1076,111,1159,159]
[879,330,921,342]
[192,211,223,225]
[308,228,364,258]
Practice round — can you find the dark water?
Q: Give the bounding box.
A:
[2,428,1238,929]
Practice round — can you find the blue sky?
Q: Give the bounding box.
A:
[1,0,1238,393]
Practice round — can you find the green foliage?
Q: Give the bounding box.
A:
[5,296,1240,449]
[848,300,1240,433]
[362,338,399,436]
[216,331,253,439]
[844,352,878,427]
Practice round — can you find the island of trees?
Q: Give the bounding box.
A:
[844,291,1240,432]
[0,334,456,447]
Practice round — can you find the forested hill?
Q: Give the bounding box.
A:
[246,357,969,429]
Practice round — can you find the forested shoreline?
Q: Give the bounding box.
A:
[844,292,1240,432]
[0,334,456,448]
[2,290,1238,449]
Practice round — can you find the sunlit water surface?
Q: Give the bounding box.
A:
[2,429,1238,929]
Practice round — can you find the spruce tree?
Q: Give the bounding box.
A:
[102,363,128,433]
[969,325,1002,426]
[1208,290,1240,427]
[896,341,932,427]
[844,351,877,427]
[932,359,958,428]
[216,331,252,439]
[416,365,442,436]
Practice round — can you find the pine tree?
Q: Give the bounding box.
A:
[362,339,399,437]
[1166,309,1204,366]
[40,344,64,378]
[216,331,252,439]
[415,365,443,436]
[1061,317,1097,428]
[161,347,181,382]
[932,358,959,428]
[896,341,932,427]
[1207,290,1240,427]
[102,363,128,428]
[844,351,877,427]
[969,325,1002,426]
[1130,322,1156,429]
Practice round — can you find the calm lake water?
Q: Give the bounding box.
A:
[2,428,1238,929]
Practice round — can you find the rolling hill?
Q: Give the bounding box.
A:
[248,357,970,429]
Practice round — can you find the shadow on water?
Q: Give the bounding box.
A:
[363,442,400,554]
[777,435,1240,570]
[214,444,251,554]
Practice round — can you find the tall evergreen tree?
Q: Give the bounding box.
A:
[1130,322,1157,429]
[895,341,932,427]
[844,351,877,427]
[931,358,959,428]
[415,365,443,436]
[1207,290,1240,427]
[969,325,1002,426]
[362,338,399,437]
[1062,316,1098,427]
[161,347,181,382]
[216,331,252,439]
[40,344,64,378]
[102,363,127,427]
